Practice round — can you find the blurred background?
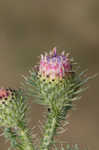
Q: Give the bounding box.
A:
[0,0,99,149]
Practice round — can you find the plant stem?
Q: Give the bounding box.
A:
[40,113,58,150]
[4,126,35,150]
[17,126,35,150]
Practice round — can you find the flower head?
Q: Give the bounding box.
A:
[24,46,91,109]
[0,88,16,105]
[0,88,25,128]
[38,47,72,81]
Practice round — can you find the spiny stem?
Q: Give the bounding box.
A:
[40,113,59,150]
[4,127,23,150]
[4,125,35,150]
[17,125,35,150]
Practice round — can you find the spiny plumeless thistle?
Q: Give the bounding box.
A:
[24,47,94,150]
[25,47,85,108]
[0,47,96,150]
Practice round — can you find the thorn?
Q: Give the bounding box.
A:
[44,52,48,56]
[52,47,57,56]
[66,53,71,58]
[61,51,65,55]
[41,54,44,60]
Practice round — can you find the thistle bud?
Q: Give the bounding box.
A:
[0,88,15,106]
[0,88,25,128]
[38,47,72,82]
[25,47,88,110]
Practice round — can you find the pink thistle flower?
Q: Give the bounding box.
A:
[38,47,72,81]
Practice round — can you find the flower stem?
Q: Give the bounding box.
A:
[17,126,35,150]
[40,113,58,150]
[4,125,35,150]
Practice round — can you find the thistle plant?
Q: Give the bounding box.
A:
[0,47,96,150]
